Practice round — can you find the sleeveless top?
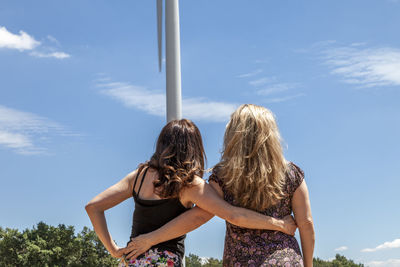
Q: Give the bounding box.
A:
[209,162,305,267]
[129,167,190,260]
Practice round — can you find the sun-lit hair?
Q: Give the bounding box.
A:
[217,104,287,211]
[139,119,206,199]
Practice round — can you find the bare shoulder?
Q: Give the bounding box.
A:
[180,176,204,200]
[124,168,140,193]
[192,175,205,187]
[177,176,204,208]
[128,168,139,180]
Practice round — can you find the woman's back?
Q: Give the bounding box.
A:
[130,167,190,261]
[209,162,304,267]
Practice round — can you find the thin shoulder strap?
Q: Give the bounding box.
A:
[137,167,149,196]
[132,168,142,196]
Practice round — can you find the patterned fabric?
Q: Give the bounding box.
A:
[209,162,305,267]
[119,248,181,267]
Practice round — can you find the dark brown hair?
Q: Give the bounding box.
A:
[139,119,206,198]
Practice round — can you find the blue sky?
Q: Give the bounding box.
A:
[1,0,400,266]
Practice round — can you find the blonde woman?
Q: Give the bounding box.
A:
[126,105,315,267]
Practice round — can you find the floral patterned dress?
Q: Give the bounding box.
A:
[118,249,180,267]
[209,162,305,267]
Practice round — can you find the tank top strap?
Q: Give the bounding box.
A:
[132,166,149,198]
[132,169,141,197]
[136,167,149,197]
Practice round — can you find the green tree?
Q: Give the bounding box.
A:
[203,257,223,267]
[185,253,203,267]
[0,227,25,266]
[314,254,364,267]
[0,222,118,267]
[185,253,365,267]
[185,254,223,267]
[1,223,365,267]
[331,254,364,267]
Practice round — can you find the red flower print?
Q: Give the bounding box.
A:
[167,259,175,267]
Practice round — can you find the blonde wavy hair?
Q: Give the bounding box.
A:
[217,104,287,211]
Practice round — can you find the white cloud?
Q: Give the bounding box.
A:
[254,59,268,64]
[264,93,305,103]
[350,42,367,47]
[366,259,400,267]
[244,71,301,103]
[256,83,296,96]
[30,51,71,59]
[0,131,32,149]
[334,246,348,252]
[182,98,237,122]
[362,238,400,253]
[0,105,70,154]
[98,81,237,122]
[237,69,263,78]
[99,82,165,116]
[0,25,70,59]
[0,26,40,51]
[249,77,274,87]
[46,35,60,46]
[323,45,400,87]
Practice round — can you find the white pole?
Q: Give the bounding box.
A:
[165,1,185,265]
[165,0,182,122]
[157,0,163,72]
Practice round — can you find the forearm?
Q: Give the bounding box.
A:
[191,181,285,231]
[141,207,213,246]
[86,207,118,254]
[299,222,315,267]
[227,207,283,231]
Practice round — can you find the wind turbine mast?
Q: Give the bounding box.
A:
[157,0,182,122]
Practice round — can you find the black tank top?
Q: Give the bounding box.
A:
[130,167,190,259]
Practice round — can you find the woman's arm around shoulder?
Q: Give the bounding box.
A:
[181,176,296,234]
[124,176,296,260]
[85,169,137,258]
[292,180,315,267]
[124,176,295,260]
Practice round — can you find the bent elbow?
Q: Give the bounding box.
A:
[85,202,96,214]
[297,218,314,231]
[298,218,315,244]
[227,212,243,226]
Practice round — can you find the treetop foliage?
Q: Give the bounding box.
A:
[184,253,365,267]
[0,222,118,267]
[1,222,364,267]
